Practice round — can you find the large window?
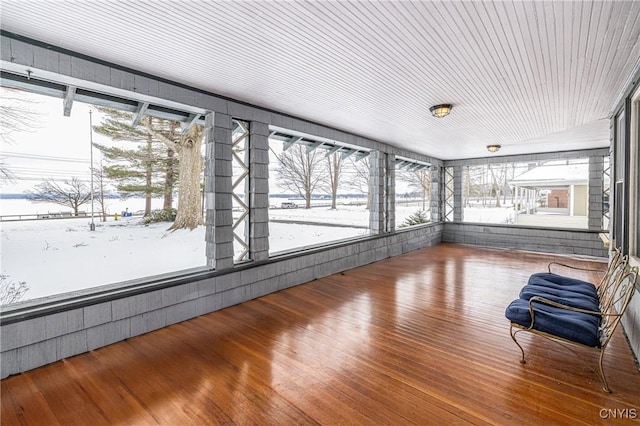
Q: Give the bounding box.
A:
[395,158,431,228]
[0,86,207,305]
[0,81,436,306]
[462,159,593,229]
[267,129,371,254]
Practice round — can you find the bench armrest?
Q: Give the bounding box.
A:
[528,295,602,316]
[547,261,605,274]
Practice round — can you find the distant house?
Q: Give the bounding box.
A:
[509,161,589,228]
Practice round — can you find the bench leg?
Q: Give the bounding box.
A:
[509,325,527,364]
[598,350,611,393]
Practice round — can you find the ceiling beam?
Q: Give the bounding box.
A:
[354,151,370,162]
[1,71,206,126]
[182,113,201,133]
[131,102,149,127]
[396,160,410,169]
[63,86,76,117]
[341,149,358,160]
[324,145,342,157]
[283,136,302,151]
[306,141,325,153]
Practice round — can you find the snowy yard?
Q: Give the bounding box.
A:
[2,198,583,304]
[0,197,430,303]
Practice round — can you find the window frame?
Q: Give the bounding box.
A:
[628,86,640,265]
[459,157,597,230]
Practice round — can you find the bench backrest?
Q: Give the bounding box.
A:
[599,264,639,349]
[597,248,623,295]
[598,250,629,302]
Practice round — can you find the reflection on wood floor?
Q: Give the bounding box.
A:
[2,243,640,425]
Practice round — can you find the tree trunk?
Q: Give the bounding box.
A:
[329,153,341,210]
[163,121,179,210]
[169,126,205,230]
[144,133,153,215]
[164,148,175,209]
[305,172,312,209]
[305,190,311,209]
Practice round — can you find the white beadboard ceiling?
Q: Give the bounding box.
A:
[1,1,639,160]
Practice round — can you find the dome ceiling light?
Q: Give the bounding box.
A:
[429,104,452,118]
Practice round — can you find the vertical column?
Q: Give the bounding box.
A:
[588,155,604,230]
[211,112,234,269]
[204,113,216,268]
[249,122,270,261]
[369,150,385,233]
[430,166,441,222]
[385,154,396,233]
[453,165,463,222]
[443,166,455,222]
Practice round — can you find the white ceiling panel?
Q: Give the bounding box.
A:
[1,0,639,159]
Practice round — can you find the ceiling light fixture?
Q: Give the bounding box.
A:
[486,144,501,153]
[429,104,452,118]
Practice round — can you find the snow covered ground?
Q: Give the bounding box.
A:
[1,199,428,303]
[463,207,514,224]
[1,195,540,304]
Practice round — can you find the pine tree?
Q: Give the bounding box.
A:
[399,210,430,228]
[93,108,179,216]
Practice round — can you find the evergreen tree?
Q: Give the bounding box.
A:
[399,210,430,228]
[93,108,179,216]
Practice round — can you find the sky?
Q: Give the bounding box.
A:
[1,87,112,194]
[0,87,414,199]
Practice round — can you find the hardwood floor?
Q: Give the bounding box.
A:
[2,243,640,425]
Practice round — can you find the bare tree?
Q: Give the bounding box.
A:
[397,168,431,210]
[0,88,41,144]
[488,163,508,207]
[0,88,42,183]
[345,156,371,208]
[466,165,487,205]
[326,153,343,209]
[0,275,28,305]
[273,144,327,209]
[26,177,92,215]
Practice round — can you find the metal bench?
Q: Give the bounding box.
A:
[505,249,638,392]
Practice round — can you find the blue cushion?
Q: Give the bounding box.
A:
[529,272,596,290]
[505,299,601,347]
[519,285,600,312]
[527,276,598,298]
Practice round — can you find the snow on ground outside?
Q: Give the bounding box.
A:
[2,202,426,302]
[0,216,370,302]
